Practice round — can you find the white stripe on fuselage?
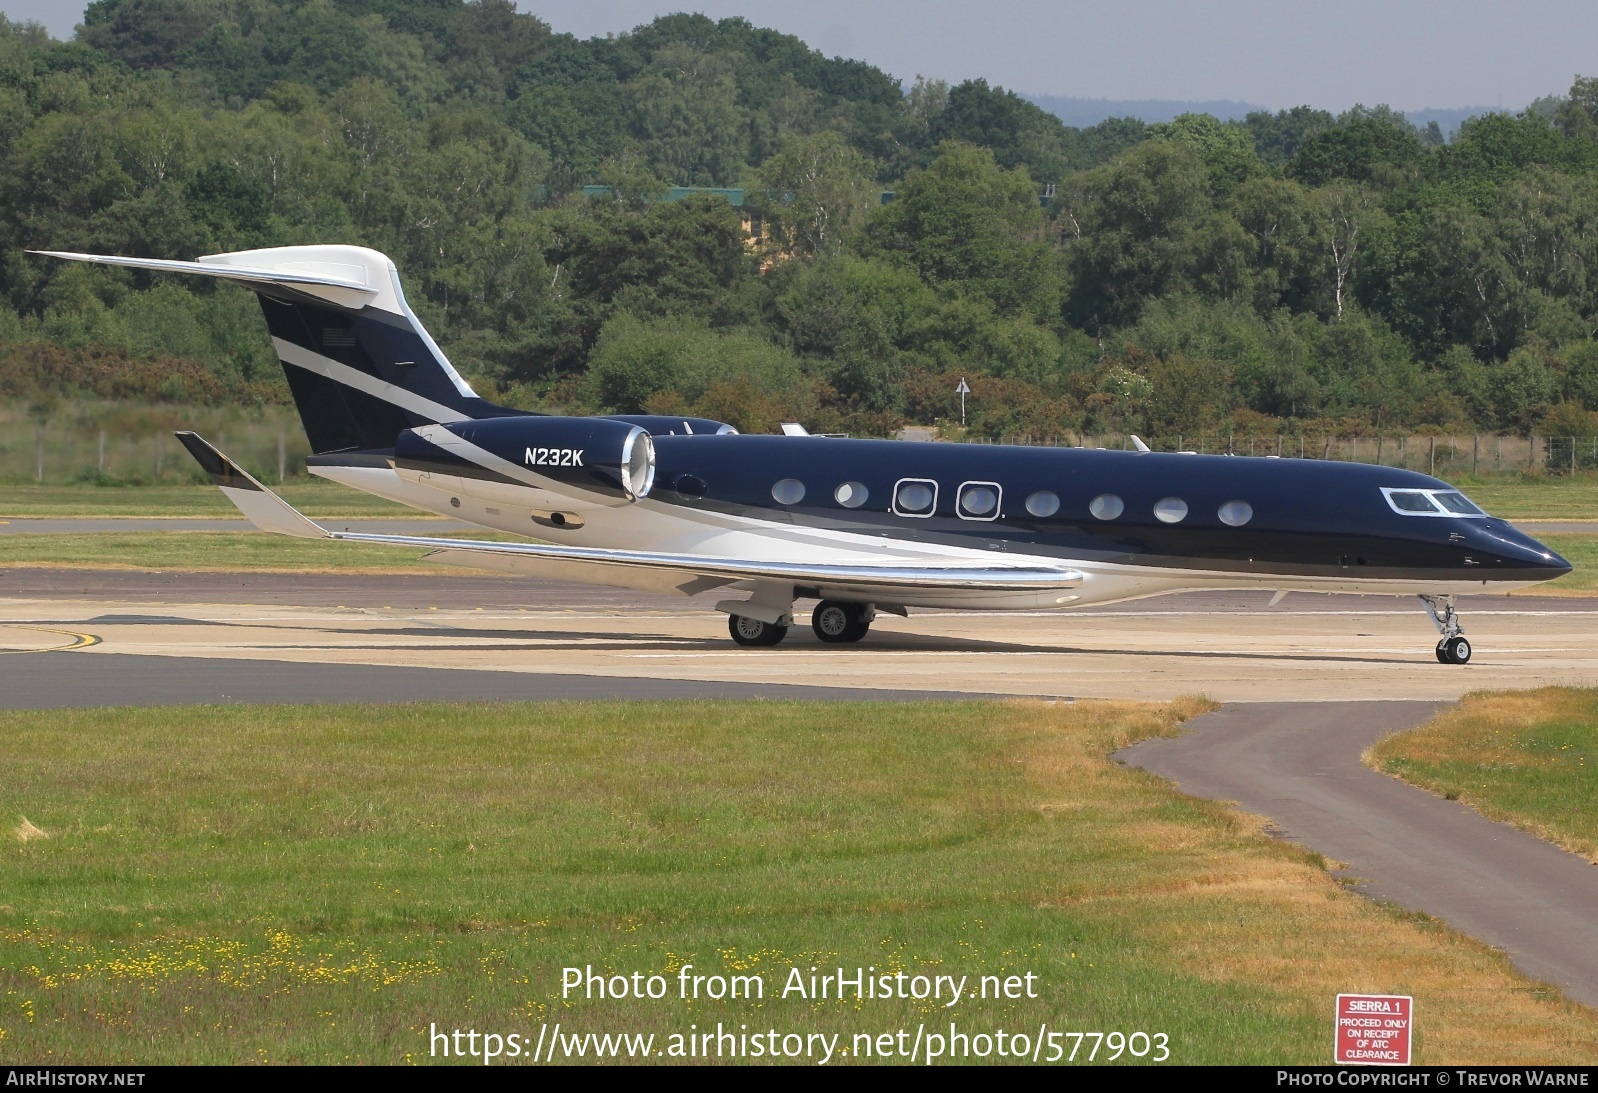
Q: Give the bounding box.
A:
[308,462,1517,609]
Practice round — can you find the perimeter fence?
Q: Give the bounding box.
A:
[0,401,308,486]
[963,433,1598,476]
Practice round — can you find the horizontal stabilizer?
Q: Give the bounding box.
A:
[30,250,379,310]
[174,432,328,539]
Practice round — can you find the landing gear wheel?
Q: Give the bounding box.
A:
[1420,595,1471,666]
[811,600,870,644]
[729,614,788,647]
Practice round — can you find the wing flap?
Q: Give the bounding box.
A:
[333,530,1082,591]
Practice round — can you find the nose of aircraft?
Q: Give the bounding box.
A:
[1485,521,1573,576]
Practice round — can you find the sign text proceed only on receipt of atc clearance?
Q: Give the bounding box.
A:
[1335,993,1413,1066]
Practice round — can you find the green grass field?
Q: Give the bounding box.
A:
[1372,689,1598,864]
[1458,476,1598,521]
[1534,535,1598,594]
[2,699,1593,1066]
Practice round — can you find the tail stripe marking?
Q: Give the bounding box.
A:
[272,338,469,424]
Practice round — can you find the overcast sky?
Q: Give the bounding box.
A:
[3,0,1591,112]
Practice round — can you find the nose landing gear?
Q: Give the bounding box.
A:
[1420,595,1471,664]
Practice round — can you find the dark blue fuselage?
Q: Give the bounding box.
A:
[645,436,1569,584]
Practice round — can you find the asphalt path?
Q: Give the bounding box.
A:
[1118,702,1598,1009]
[0,650,995,707]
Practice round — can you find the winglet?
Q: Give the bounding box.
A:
[1129,434,1152,453]
[174,432,328,539]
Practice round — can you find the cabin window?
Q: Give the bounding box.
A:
[1387,490,1439,513]
[1380,487,1487,518]
[1153,497,1188,524]
[893,478,938,518]
[1089,493,1124,520]
[1433,491,1484,515]
[835,481,869,508]
[957,481,1001,521]
[1025,490,1060,518]
[771,478,805,505]
[1218,500,1253,527]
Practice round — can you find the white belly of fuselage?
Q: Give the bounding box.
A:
[310,464,1540,609]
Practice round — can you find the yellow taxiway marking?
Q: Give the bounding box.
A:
[0,625,102,653]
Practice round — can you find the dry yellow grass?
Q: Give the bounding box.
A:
[3,697,1595,1064]
[1371,688,1598,865]
[13,818,47,844]
[1005,697,1597,1063]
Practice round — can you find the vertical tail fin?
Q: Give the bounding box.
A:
[32,245,521,454]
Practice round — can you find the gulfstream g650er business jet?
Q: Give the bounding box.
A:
[35,245,1570,662]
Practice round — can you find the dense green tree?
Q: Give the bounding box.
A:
[758,130,877,256]
[10,9,1598,435]
[1246,106,1335,165]
[930,79,1074,184]
[1288,116,1423,186]
[1148,113,1262,196]
[1058,141,1209,329]
[866,142,1061,322]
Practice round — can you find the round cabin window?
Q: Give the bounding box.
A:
[1089,493,1124,520]
[1153,497,1188,524]
[894,480,937,516]
[835,481,869,508]
[771,478,805,505]
[1218,500,1253,526]
[958,483,999,518]
[1025,490,1060,518]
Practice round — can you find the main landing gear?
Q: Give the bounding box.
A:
[724,599,875,647]
[1420,594,1471,665]
[810,600,873,644]
[728,613,788,646]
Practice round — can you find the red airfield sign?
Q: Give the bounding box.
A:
[1335,993,1413,1065]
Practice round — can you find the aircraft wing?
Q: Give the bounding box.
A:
[175,432,1083,596]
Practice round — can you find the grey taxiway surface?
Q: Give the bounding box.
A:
[1121,703,1598,1009]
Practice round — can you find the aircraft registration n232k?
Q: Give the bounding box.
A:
[35,245,1571,663]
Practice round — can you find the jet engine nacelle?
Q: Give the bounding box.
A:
[396,416,656,503]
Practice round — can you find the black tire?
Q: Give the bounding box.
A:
[1443,635,1471,664]
[811,601,854,643]
[812,601,869,644]
[846,615,872,642]
[729,614,787,647]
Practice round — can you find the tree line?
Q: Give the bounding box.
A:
[2,0,1598,440]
